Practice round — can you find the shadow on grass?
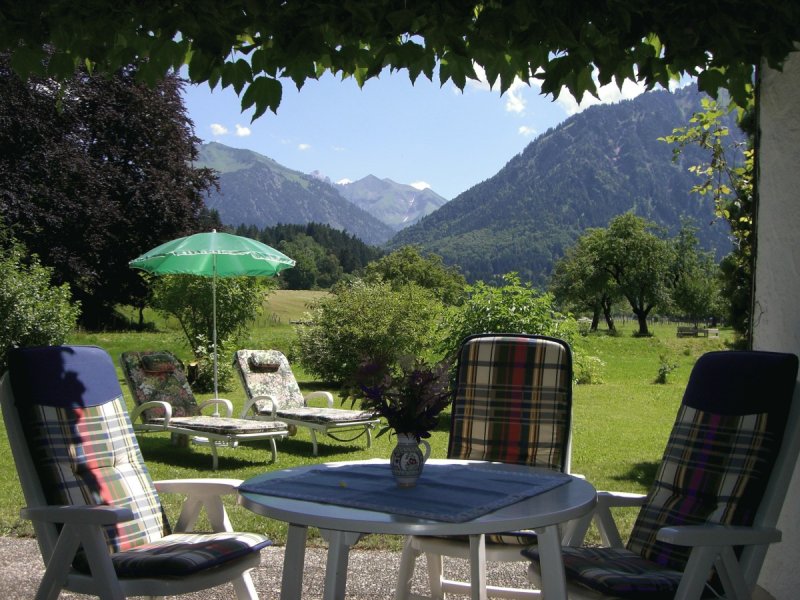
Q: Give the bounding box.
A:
[612,461,659,487]
[137,432,365,471]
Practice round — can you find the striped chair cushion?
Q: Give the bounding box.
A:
[72,531,272,577]
[448,335,572,470]
[628,404,780,570]
[19,396,166,551]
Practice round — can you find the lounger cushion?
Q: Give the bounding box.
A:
[152,415,290,436]
[120,351,198,420]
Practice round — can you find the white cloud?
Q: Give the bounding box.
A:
[410,181,431,190]
[298,143,311,151]
[235,124,251,137]
[336,178,353,185]
[518,125,537,137]
[210,123,228,136]
[554,76,648,115]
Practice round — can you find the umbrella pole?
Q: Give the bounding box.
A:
[212,258,220,404]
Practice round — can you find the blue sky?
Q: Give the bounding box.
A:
[182,70,650,200]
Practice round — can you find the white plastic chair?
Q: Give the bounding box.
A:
[3,345,271,599]
[525,350,800,600]
[396,333,574,600]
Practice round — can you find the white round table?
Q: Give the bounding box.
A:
[239,458,596,600]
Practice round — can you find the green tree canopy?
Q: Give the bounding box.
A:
[593,213,674,336]
[3,2,798,117]
[362,246,466,306]
[670,221,721,327]
[0,242,80,372]
[550,229,619,332]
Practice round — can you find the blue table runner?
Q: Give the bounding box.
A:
[239,463,571,523]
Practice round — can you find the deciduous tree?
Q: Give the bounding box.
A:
[0,55,216,327]
[595,214,674,336]
[550,229,619,332]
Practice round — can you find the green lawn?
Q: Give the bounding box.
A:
[0,293,733,551]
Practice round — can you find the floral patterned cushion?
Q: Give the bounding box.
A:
[120,351,199,421]
[234,349,308,411]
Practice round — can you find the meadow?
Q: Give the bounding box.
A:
[0,291,731,551]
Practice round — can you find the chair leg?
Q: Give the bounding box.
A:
[426,551,445,600]
[366,425,373,448]
[396,536,421,600]
[310,429,319,456]
[269,438,278,462]
[232,569,259,600]
[210,443,219,470]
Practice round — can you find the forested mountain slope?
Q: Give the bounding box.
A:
[389,86,742,285]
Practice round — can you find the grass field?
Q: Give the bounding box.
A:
[0,291,732,551]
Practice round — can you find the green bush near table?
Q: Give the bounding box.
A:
[0,292,731,551]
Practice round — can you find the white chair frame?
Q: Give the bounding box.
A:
[529,379,800,600]
[1,373,261,600]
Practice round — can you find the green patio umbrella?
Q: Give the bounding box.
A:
[129,230,295,398]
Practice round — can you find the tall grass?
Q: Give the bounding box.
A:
[0,292,731,550]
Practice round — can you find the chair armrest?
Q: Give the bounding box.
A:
[305,390,334,408]
[657,524,782,547]
[197,397,234,417]
[21,504,134,525]
[155,478,243,496]
[597,490,647,507]
[564,491,647,547]
[155,478,243,533]
[241,394,277,418]
[130,400,172,425]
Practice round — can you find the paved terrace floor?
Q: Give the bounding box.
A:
[0,537,532,599]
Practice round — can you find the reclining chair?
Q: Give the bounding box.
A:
[234,349,379,456]
[525,350,799,600]
[2,345,271,599]
[120,350,289,470]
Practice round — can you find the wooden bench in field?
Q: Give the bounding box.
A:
[677,326,720,338]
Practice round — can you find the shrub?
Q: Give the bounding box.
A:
[0,244,80,371]
[437,273,579,360]
[294,280,444,385]
[654,354,679,384]
[574,354,606,385]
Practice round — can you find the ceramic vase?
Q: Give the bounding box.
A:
[390,432,431,487]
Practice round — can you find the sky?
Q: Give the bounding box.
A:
[182,70,652,200]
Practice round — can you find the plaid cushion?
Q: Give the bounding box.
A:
[120,351,199,421]
[448,335,572,470]
[445,530,539,546]
[19,395,166,552]
[628,405,781,570]
[72,531,271,577]
[523,546,683,599]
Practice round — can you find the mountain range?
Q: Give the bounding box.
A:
[197,85,742,285]
[389,85,743,285]
[195,143,397,246]
[334,175,447,230]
